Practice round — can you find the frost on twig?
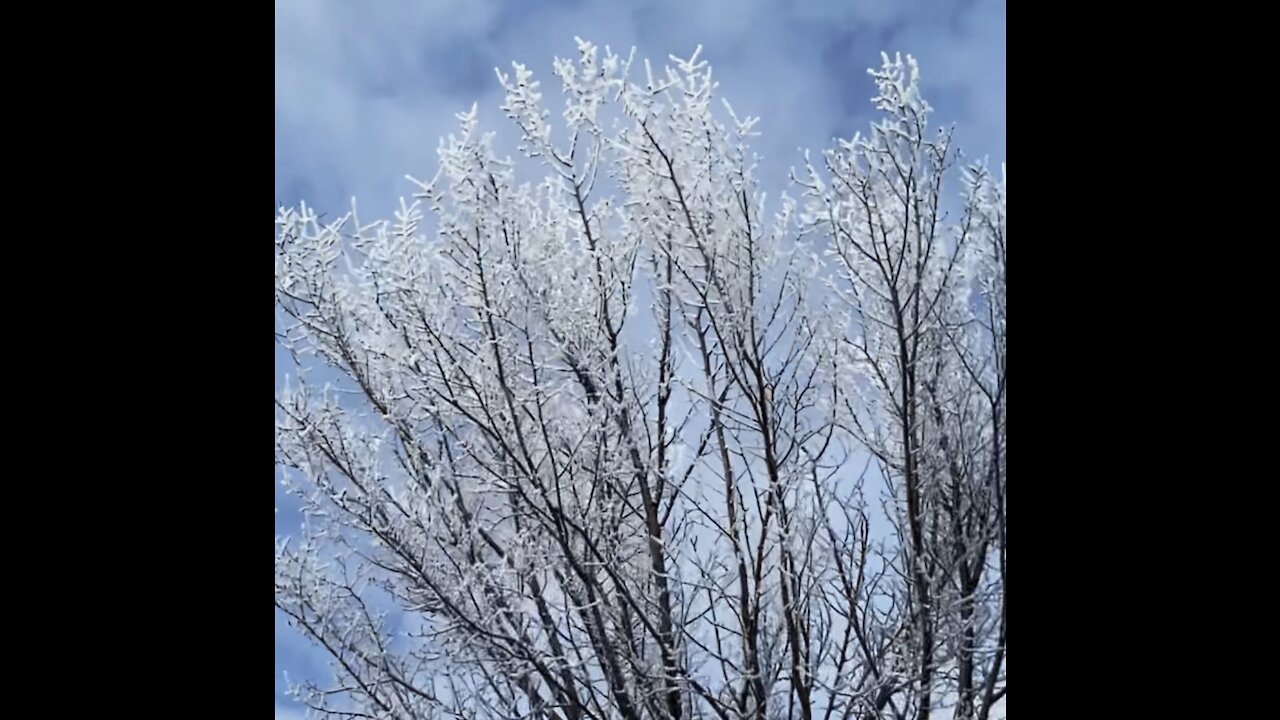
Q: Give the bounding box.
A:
[276,43,1005,720]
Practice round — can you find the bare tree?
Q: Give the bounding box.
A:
[275,41,1005,720]
[794,54,1006,720]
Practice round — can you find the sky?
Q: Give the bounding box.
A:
[274,0,1005,716]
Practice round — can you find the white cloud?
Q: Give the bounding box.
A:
[275,0,1006,217]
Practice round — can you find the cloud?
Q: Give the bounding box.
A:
[275,0,1006,217]
[275,702,306,720]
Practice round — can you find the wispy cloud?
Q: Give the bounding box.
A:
[275,0,1005,217]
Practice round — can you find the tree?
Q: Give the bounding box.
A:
[275,40,1005,720]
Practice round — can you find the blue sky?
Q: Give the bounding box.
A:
[274,0,1005,716]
